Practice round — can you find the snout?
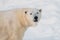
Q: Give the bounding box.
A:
[34,16,38,22]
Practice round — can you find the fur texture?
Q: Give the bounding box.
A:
[0,8,41,40]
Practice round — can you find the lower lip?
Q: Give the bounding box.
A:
[34,20,38,22]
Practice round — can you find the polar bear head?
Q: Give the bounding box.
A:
[24,8,41,26]
[16,8,42,27]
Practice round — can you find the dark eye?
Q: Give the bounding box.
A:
[37,12,39,14]
[25,11,27,14]
[30,13,32,15]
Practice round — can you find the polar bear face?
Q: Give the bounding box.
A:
[25,8,42,25]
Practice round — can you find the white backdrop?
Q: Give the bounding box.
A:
[0,0,60,40]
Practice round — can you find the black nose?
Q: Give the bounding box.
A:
[34,16,38,22]
[34,16,38,19]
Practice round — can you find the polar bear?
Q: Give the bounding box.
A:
[0,8,42,40]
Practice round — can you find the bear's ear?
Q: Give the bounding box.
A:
[39,9,42,12]
[25,11,27,14]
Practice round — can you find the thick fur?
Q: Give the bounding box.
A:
[0,8,41,40]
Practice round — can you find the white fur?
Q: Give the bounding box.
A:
[0,8,41,40]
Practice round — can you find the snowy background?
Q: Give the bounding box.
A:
[0,0,60,40]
